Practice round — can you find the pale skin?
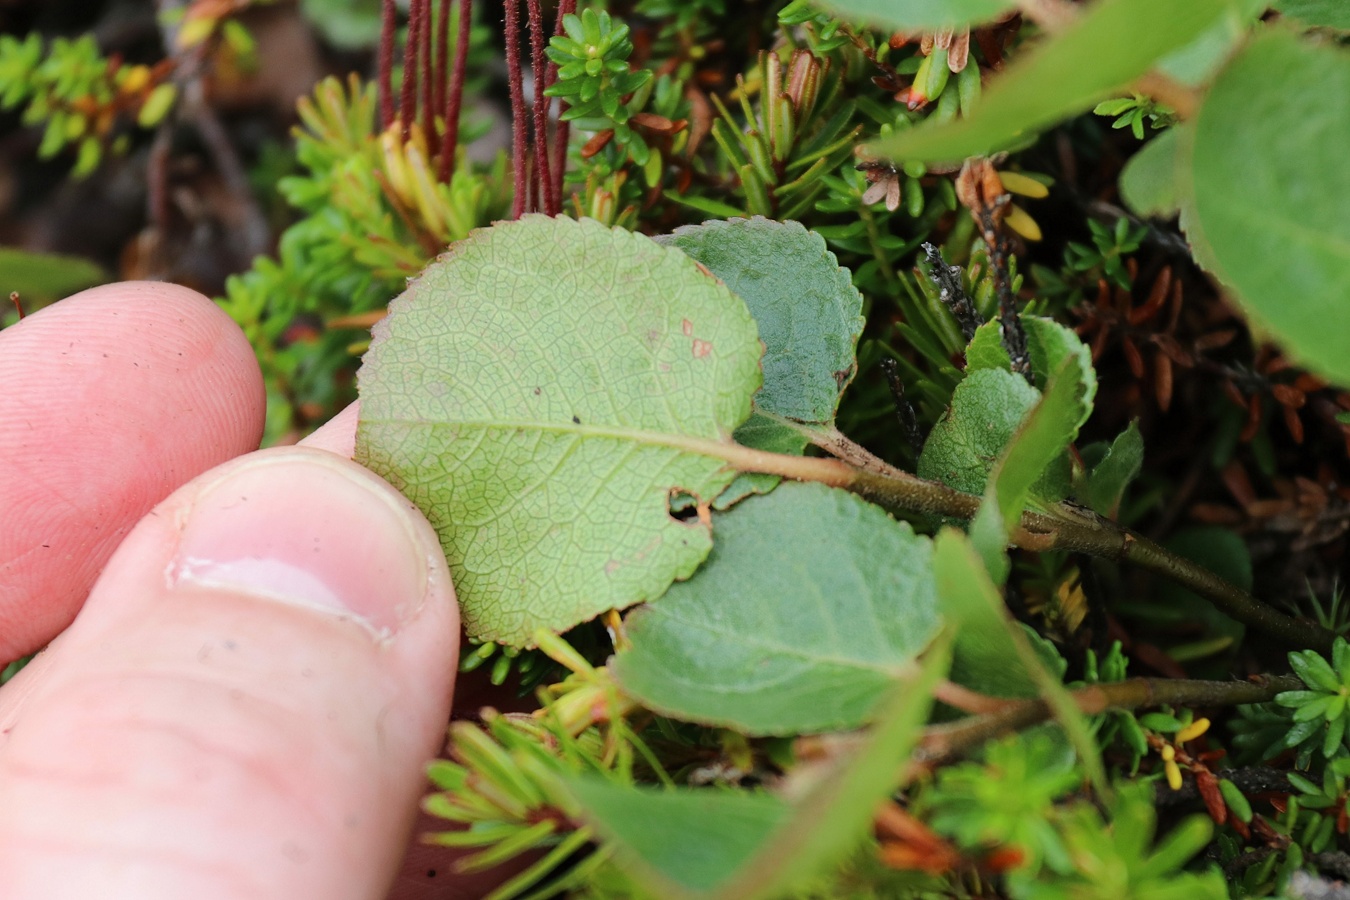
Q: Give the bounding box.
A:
[0,282,502,898]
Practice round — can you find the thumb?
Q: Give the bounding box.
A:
[0,448,459,899]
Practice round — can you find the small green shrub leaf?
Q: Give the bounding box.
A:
[965,315,1097,431]
[1084,420,1144,517]
[611,482,942,735]
[567,641,948,898]
[917,368,1040,496]
[936,529,1039,697]
[1183,29,1350,386]
[971,359,1091,581]
[563,777,788,897]
[866,0,1239,163]
[814,0,1015,30]
[1120,126,1184,218]
[355,216,763,646]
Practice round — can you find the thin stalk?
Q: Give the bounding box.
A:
[417,0,435,148]
[677,439,1335,653]
[378,0,397,128]
[438,0,473,182]
[433,0,450,128]
[399,0,422,141]
[918,674,1303,764]
[504,0,530,217]
[526,0,553,214]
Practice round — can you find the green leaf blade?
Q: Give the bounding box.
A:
[866,0,1240,163]
[656,217,864,426]
[971,359,1091,579]
[813,0,1016,31]
[355,216,764,646]
[611,482,942,735]
[1120,126,1184,219]
[1184,29,1350,386]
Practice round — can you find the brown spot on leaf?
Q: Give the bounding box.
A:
[692,339,712,358]
[682,319,693,337]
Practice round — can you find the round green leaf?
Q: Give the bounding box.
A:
[355,216,763,646]
[1120,126,1184,219]
[1184,29,1350,387]
[656,218,864,426]
[918,368,1040,496]
[964,314,1098,432]
[611,482,942,736]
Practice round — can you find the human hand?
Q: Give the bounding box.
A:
[0,282,480,898]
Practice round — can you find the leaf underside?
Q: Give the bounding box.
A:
[355,216,763,646]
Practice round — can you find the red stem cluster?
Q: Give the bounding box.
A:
[376,0,569,215]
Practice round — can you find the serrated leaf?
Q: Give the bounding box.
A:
[964,315,1097,431]
[1120,126,1184,218]
[814,0,1015,30]
[866,0,1240,163]
[355,217,763,646]
[1084,420,1144,517]
[611,482,942,735]
[1182,29,1350,387]
[564,640,949,899]
[971,360,1091,581]
[1275,0,1350,30]
[657,218,864,425]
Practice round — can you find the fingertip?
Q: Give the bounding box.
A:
[0,281,266,660]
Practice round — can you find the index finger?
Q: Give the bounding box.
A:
[0,282,265,660]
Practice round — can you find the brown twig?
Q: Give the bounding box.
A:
[668,436,1334,653]
[918,674,1303,765]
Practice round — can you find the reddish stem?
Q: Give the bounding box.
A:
[438,0,473,183]
[378,0,397,128]
[10,292,23,320]
[549,0,576,209]
[400,0,422,142]
[433,0,450,127]
[417,0,435,149]
[526,0,552,214]
[504,0,529,217]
